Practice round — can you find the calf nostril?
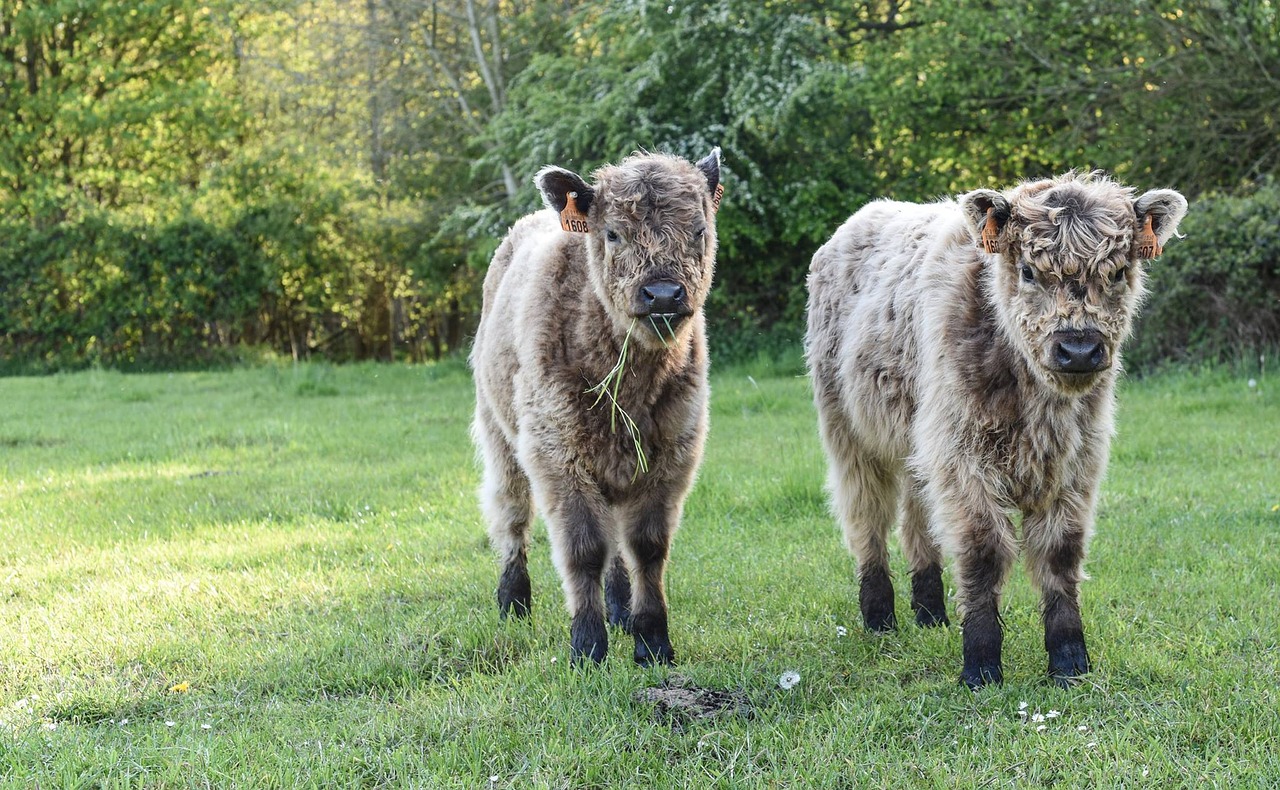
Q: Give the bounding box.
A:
[672,284,685,302]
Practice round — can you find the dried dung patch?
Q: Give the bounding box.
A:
[638,675,752,729]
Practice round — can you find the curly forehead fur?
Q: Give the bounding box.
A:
[1011,171,1137,275]
[594,154,709,239]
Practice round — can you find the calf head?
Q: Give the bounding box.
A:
[960,172,1187,395]
[536,149,722,350]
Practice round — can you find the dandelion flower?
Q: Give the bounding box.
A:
[168,682,190,693]
[1271,504,1279,512]
[779,670,801,690]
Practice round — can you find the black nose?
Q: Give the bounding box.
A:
[1052,330,1106,373]
[639,280,685,314]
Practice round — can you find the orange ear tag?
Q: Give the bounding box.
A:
[711,183,724,214]
[981,207,1000,254]
[1135,213,1161,259]
[559,191,589,233]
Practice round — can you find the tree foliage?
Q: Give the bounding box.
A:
[0,0,1275,369]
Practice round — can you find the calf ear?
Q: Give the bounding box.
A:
[535,166,595,232]
[1133,189,1188,257]
[696,147,724,212]
[959,189,1013,254]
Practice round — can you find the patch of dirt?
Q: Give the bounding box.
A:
[638,675,752,729]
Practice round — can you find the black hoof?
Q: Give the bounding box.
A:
[1047,640,1091,688]
[960,663,1004,689]
[860,566,897,632]
[497,563,531,619]
[634,638,675,667]
[570,612,608,664]
[915,608,950,628]
[630,612,673,666]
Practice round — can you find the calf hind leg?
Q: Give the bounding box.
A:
[901,481,948,627]
[604,555,632,631]
[828,447,900,632]
[476,411,534,618]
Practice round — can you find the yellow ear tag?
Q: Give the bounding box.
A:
[1135,213,1162,259]
[981,207,1000,254]
[559,191,589,233]
[712,183,724,213]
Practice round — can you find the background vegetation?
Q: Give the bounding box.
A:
[0,362,1276,784]
[0,0,1275,371]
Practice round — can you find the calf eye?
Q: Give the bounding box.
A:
[1112,266,1128,284]
[605,229,620,244]
[1020,263,1036,284]
[694,226,706,240]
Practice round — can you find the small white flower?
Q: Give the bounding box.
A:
[164,721,176,727]
[119,718,129,726]
[1036,724,1047,732]
[550,656,557,664]
[836,626,848,637]
[1248,379,1257,388]
[1017,710,1029,718]
[1018,701,1028,711]
[1031,713,1046,723]
[1077,725,1089,732]
[1087,741,1098,748]
[1143,768,1150,778]
[779,670,801,690]
[201,724,211,730]
[42,722,56,731]
[1046,710,1061,718]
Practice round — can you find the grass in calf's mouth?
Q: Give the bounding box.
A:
[587,318,650,478]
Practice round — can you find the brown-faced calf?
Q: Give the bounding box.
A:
[470,149,722,665]
[805,171,1187,687]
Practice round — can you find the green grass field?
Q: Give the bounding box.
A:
[0,359,1276,787]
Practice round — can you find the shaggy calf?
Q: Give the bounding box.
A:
[471,149,722,665]
[805,172,1186,687]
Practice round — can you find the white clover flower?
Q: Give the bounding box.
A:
[779,670,801,690]
[1046,710,1061,718]
[1018,701,1029,711]
[1036,725,1047,732]
[1078,725,1089,732]
[201,724,212,730]
[836,626,848,637]
[1031,713,1046,723]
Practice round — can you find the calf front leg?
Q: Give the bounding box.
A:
[952,508,1017,689]
[620,498,679,666]
[1025,510,1092,687]
[546,493,614,664]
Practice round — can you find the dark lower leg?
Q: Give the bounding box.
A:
[910,562,949,627]
[627,528,674,666]
[860,562,897,632]
[958,543,1010,688]
[1044,592,1090,686]
[605,556,632,631]
[497,550,531,618]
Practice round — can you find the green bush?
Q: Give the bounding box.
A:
[1128,181,1280,374]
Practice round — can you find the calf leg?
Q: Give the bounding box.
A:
[619,498,678,666]
[604,555,632,631]
[1025,511,1092,687]
[475,406,534,618]
[546,493,613,664]
[950,504,1017,689]
[900,479,948,627]
[827,444,900,632]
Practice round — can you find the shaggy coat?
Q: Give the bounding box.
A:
[471,150,722,665]
[805,172,1187,687]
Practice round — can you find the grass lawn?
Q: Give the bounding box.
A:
[0,358,1276,787]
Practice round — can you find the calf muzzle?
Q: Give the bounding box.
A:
[638,280,687,317]
[1050,329,1107,374]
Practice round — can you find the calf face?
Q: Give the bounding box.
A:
[536,150,721,350]
[960,174,1187,394]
